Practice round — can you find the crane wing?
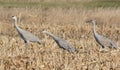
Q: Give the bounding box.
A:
[96,34,117,49]
[57,38,75,53]
[18,28,40,42]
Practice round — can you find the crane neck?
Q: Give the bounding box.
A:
[13,18,19,29]
[44,31,59,40]
[92,21,97,35]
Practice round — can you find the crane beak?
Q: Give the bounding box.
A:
[12,16,14,18]
[86,20,91,23]
[40,29,47,34]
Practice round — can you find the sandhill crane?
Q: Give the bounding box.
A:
[86,19,117,50]
[42,30,76,53]
[12,16,41,45]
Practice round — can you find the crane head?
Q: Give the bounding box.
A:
[86,19,96,24]
[42,30,48,34]
[12,16,17,20]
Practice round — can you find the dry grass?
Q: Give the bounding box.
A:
[1,0,120,9]
[0,0,92,2]
[0,7,120,70]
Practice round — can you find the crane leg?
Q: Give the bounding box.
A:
[24,40,30,54]
[37,41,41,45]
[101,45,105,48]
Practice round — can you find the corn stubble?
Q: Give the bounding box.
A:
[0,8,119,70]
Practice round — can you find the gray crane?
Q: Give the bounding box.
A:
[42,30,76,53]
[86,19,117,50]
[12,16,41,45]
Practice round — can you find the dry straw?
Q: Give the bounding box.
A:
[0,7,119,70]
